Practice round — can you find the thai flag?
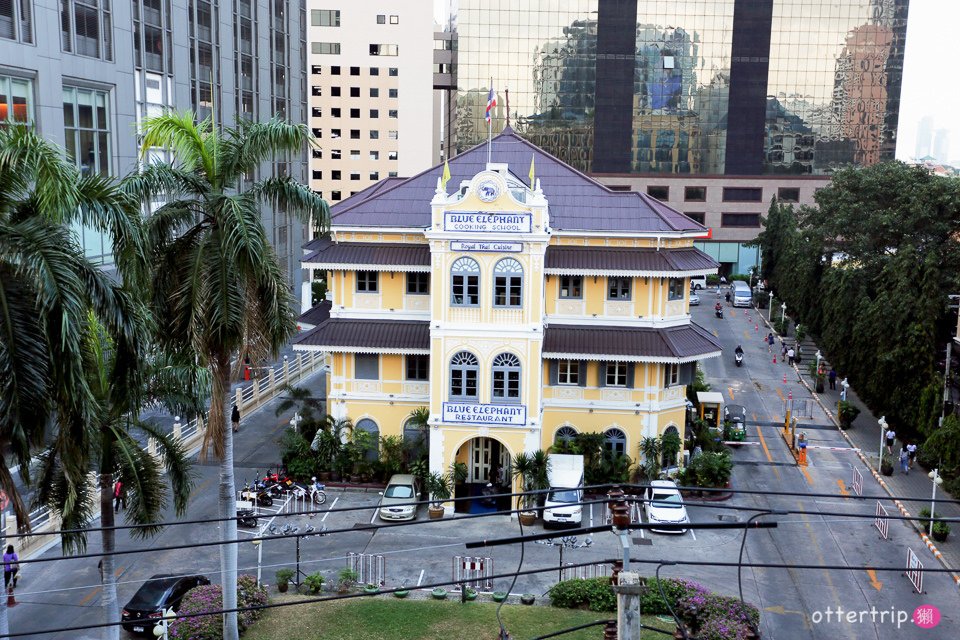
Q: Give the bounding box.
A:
[485,87,496,123]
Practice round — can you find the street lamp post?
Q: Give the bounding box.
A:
[928,468,943,538]
[252,538,263,586]
[768,292,774,321]
[840,378,849,402]
[815,350,822,372]
[780,302,787,327]
[877,416,887,474]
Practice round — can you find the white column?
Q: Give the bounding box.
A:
[300,280,312,313]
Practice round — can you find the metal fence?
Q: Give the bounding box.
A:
[560,563,609,582]
[453,556,494,590]
[347,552,386,587]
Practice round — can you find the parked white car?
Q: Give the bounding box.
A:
[643,480,690,534]
[689,292,700,306]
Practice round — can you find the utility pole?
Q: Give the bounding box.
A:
[941,341,952,427]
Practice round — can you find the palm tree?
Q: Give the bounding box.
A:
[124,113,330,639]
[36,318,200,639]
[0,125,145,524]
[0,125,145,636]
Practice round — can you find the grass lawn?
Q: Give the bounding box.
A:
[244,596,676,640]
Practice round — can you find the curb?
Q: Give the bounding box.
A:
[754,304,960,589]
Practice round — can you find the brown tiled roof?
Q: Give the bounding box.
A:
[293,319,430,354]
[545,246,718,275]
[296,300,331,329]
[303,238,430,270]
[326,127,705,234]
[543,323,721,363]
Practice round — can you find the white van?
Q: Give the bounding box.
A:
[732,281,752,307]
[543,454,584,527]
[690,276,707,290]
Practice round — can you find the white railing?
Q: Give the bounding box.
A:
[16,352,326,559]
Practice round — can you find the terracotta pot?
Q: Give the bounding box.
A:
[277,581,288,593]
[519,511,537,526]
[428,505,445,520]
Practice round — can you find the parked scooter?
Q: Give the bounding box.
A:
[240,476,275,506]
[715,302,724,319]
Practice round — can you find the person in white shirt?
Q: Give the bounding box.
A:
[885,428,896,455]
[906,442,917,469]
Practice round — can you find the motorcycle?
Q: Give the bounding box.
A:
[715,304,724,319]
[735,350,743,367]
[240,478,275,506]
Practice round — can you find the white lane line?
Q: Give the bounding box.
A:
[321,496,339,522]
[689,529,697,541]
[370,506,378,524]
[416,570,424,587]
[257,493,293,537]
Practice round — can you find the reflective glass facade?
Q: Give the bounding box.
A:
[452,0,908,175]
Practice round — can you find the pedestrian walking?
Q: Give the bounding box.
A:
[113,479,125,512]
[898,446,909,474]
[767,332,775,351]
[906,442,917,469]
[3,545,19,590]
[232,404,241,433]
[885,427,896,455]
[828,368,837,390]
[786,347,795,365]
[781,342,788,362]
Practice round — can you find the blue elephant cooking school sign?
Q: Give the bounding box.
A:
[443,212,532,233]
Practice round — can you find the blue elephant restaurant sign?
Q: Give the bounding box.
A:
[442,402,527,426]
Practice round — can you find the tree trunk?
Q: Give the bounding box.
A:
[100,472,120,640]
[216,352,239,640]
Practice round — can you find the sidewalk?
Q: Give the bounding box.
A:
[767,312,960,585]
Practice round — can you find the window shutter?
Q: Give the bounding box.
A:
[679,362,696,385]
[549,361,558,386]
[578,360,588,387]
[598,363,607,387]
[626,363,635,389]
[663,364,670,387]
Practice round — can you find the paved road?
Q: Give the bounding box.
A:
[693,294,959,638]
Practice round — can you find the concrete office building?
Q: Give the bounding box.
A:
[0,0,308,288]
[306,3,438,207]
[443,0,910,275]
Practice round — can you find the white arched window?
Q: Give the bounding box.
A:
[449,351,479,400]
[604,428,627,457]
[493,258,523,307]
[555,425,578,444]
[451,257,480,306]
[491,352,521,403]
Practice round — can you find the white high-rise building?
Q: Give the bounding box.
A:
[307,3,438,207]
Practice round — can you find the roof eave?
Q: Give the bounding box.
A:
[541,350,722,363]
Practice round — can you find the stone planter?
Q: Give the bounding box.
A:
[932,528,949,543]
[520,594,536,605]
[428,505,445,519]
[432,588,448,600]
[492,591,508,602]
[394,589,409,599]
[518,511,537,526]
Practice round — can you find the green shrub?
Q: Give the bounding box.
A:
[728,274,751,283]
[279,429,316,480]
[304,572,324,594]
[639,578,708,615]
[685,451,733,488]
[706,274,720,286]
[547,577,615,612]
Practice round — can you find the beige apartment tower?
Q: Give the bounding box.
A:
[307,2,438,207]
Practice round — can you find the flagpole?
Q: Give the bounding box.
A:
[487,78,493,166]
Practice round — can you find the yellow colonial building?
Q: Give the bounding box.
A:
[293,128,720,503]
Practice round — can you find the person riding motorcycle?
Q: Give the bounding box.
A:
[735,345,744,356]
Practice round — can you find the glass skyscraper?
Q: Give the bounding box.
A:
[449,0,909,176]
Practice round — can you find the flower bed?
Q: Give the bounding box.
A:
[169,575,268,640]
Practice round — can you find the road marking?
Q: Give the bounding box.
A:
[727,387,735,401]
[370,505,378,524]
[755,425,780,480]
[866,569,883,591]
[77,565,125,606]
[796,500,842,609]
[799,465,814,485]
[836,479,850,496]
[689,529,696,541]
[321,496,339,522]
[416,569,424,587]
[763,605,810,628]
[775,387,785,403]
[743,329,750,340]
[712,329,719,337]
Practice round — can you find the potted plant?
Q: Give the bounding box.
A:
[463,587,478,601]
[363,583,380,594]
[837,401,860,429]
[304,572,324,594]
[427,471,452,519]
[932,520,950,542]
[337,567,358,593]
[511,452,538,525]
[275,568,295,593]
[394,585,410,598]
[492,591,509,602]
[880,454,893,476]
[520,593,536,605]
[432,587,448,600]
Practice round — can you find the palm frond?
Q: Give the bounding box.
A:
[140,113,215,179]
[220,118,315,182]
[131,419,195,517]
[0,124,81,223]
[252,177,331,235]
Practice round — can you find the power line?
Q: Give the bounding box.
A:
[9,480,959,540]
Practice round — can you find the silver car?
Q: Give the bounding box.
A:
[689,292,700,306]
[378,474,421,521]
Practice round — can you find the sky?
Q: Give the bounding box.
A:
[896,0,960,163]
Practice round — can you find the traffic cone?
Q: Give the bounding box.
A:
[773,354,777,364]
[783,372,787,384]
[755,324,759,332]
[244,365,251,381]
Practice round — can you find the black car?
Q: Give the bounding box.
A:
[121,574,210,634]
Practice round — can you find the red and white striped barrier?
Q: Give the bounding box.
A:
[906,548,924,594]
[852,467,863,496]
